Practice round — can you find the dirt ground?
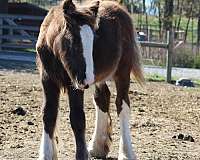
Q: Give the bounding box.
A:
[0,67,200,160]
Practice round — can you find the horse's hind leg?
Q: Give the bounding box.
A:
[115,73,137,160]
[39,77,60,160]
[88,83,112,158]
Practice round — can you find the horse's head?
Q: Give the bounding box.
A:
[59,0,99,90]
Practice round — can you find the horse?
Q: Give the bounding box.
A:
[36,0,144,159]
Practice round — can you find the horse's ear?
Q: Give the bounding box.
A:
[89,1,99,17]
[63,0,76,15]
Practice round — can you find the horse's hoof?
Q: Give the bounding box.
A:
[88,138,111,159]
[38,155,58,160]
[76,150,89,160]
[118,153,137,160]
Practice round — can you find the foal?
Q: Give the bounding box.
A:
[36,0,144,159]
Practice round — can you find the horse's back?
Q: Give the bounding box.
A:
[93,1,136,81]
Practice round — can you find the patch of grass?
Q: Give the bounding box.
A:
[173,47,200,69]
[145,73,179,83]
[193,80,200,88]
[145,74,165,82]
[173,48,194,68]
[194,79,200,85]
[193,55,200,69]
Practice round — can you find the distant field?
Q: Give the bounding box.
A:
[132,14,198,42]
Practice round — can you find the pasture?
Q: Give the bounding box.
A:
[0,63,200,159]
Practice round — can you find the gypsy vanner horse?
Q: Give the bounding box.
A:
[36,0,144,159]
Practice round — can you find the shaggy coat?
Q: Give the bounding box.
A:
[36,0,144,159]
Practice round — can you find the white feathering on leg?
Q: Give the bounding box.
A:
[39,129,58,160]
[118,100,137,160]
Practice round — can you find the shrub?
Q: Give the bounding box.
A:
[193,55,200,69]
[173,47,195,68]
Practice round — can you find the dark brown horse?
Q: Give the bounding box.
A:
[36,0,144,159]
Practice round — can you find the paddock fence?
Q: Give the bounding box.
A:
[140,30,175,83]
[0,13,177,82]
[0,14,44,62]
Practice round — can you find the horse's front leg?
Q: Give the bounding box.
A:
[39,78,60,160]
[67,86,88,160]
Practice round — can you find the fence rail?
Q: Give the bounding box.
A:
[140,41,168,49]
[140,30,174,83]
[0,14,43,62]
[0,14,44,20]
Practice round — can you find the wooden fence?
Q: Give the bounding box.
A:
[0,14,176,83]
[0,14,43,62]
[140,30,174,83]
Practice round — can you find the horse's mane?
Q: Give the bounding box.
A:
[62,0,99,29]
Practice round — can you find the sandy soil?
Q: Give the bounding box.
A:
[0,70,200,160]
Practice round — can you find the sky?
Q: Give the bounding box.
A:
[146,0,152,6]
[145,0,158,15]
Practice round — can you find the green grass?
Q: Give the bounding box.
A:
[145,73,200,89]
[145,73,180,83]
[193,80,200,87]
[145,73,165,82]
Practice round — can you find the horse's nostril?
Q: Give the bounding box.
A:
[84,84,89,89]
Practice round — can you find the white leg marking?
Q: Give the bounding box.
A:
[39,129,57,160]
[88,98,112,157]
[118,100,137,160]
[80,25,95,85]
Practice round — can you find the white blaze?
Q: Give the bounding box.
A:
[118,100,137,160]
[80,25,95,85]
[39,129,57,160]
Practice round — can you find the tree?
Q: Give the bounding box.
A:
[197,8,200,54]
[163,0,173,31]
[150,0,163,39]
[142,0,148,35]
[176,0,184,31]
[184,1,193,42]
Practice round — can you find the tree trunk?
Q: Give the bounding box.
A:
[197,12,200,55]
[176,0,184,31]
[163,0,174,31]
[142,0,145,13]
[175,0,179,28]
[158,2,162,39]
[143,0,148,35]
[184,3,193,42]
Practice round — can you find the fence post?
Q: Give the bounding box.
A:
[166,29,174,83]
[0,0,8,51]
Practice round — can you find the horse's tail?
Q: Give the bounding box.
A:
[131,28,145,85]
